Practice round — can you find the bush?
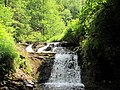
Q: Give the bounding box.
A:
[0,24,18,77]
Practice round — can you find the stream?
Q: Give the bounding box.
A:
[37,42,85,90]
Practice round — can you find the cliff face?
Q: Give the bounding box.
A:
[79,0,120,90]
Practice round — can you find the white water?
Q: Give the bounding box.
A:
[25,44,34,52]
[37,44,50,52]
[39,42,84,90]
[37,42,60,53]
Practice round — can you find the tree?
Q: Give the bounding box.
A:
[56,0,84,25]
[9,0,33,42]
[27,0,65,41]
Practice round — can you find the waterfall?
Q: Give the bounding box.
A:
[25,44,34,52]
[37,44,49,52]
[38,42,84,90]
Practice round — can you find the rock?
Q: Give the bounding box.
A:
[26,83,33,88]
[1,80,6,85]
[0,81,4,86]
[0,86,9,90]
[24,80,34,88]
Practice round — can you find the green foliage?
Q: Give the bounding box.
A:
[0,0,85,43]
[27,0,65,41]
[0,4,13,26]
[61,9,72,25]
[62,18,85,45]
[56,0,84,26]
[79,0,120,88]
[77,0,107,48]
[0,24,18,76]
[12,21,32,42]
[58,0,84,19]
[9,0,32,42]
[14,58,31,75]
[43,0,65,41]
[26,0,44,31]
[47,30,66,42]
[74,1,108,66]
[26,31,42,42]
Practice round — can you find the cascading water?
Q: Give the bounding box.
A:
[26,44,34,52]
[38,42,84,90]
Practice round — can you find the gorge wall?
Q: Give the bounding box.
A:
[79,0,120,90]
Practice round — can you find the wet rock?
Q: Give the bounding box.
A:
[0,86,9,90]
[24,80,34,88]
[26,83,33,88]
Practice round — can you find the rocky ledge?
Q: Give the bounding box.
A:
[0,42,56,90]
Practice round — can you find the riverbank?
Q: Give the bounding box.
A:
[0,42,55,90]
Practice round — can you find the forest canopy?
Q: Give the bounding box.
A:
[0,0,85,43]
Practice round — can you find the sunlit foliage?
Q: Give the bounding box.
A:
[0,24,18,76]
